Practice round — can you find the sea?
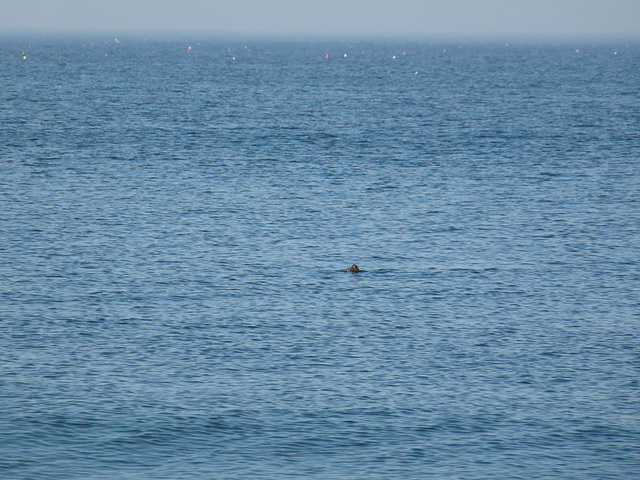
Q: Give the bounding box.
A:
[1,35,639,479]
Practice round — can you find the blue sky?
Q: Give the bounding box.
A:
[2,0,639,36]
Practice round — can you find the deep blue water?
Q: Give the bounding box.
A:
[1,36,639,479]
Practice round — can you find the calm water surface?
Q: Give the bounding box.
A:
[1,36,639,479]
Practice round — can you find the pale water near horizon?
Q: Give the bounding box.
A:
[1,36,639,479]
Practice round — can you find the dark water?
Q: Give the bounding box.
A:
[1,36,639,479]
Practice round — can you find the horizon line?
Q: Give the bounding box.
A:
[3,28,640,42]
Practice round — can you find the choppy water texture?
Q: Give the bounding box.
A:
[1,36,639,479]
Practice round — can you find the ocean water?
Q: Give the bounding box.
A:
[1,36,639,479]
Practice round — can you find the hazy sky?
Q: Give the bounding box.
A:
[2,0,639,36]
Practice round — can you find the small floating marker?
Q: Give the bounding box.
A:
[415,71,418,75]
[232,57,236,60]
[392,55,396,60]
[403,51,406,56]
[325,54,329,59]
[443,49,446,53]
[614,51,618,55]
[23,55,27,60]
[187,45,192,51]
[344,53,347,58]
[105,53,108,57]
[576,49,579,53]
